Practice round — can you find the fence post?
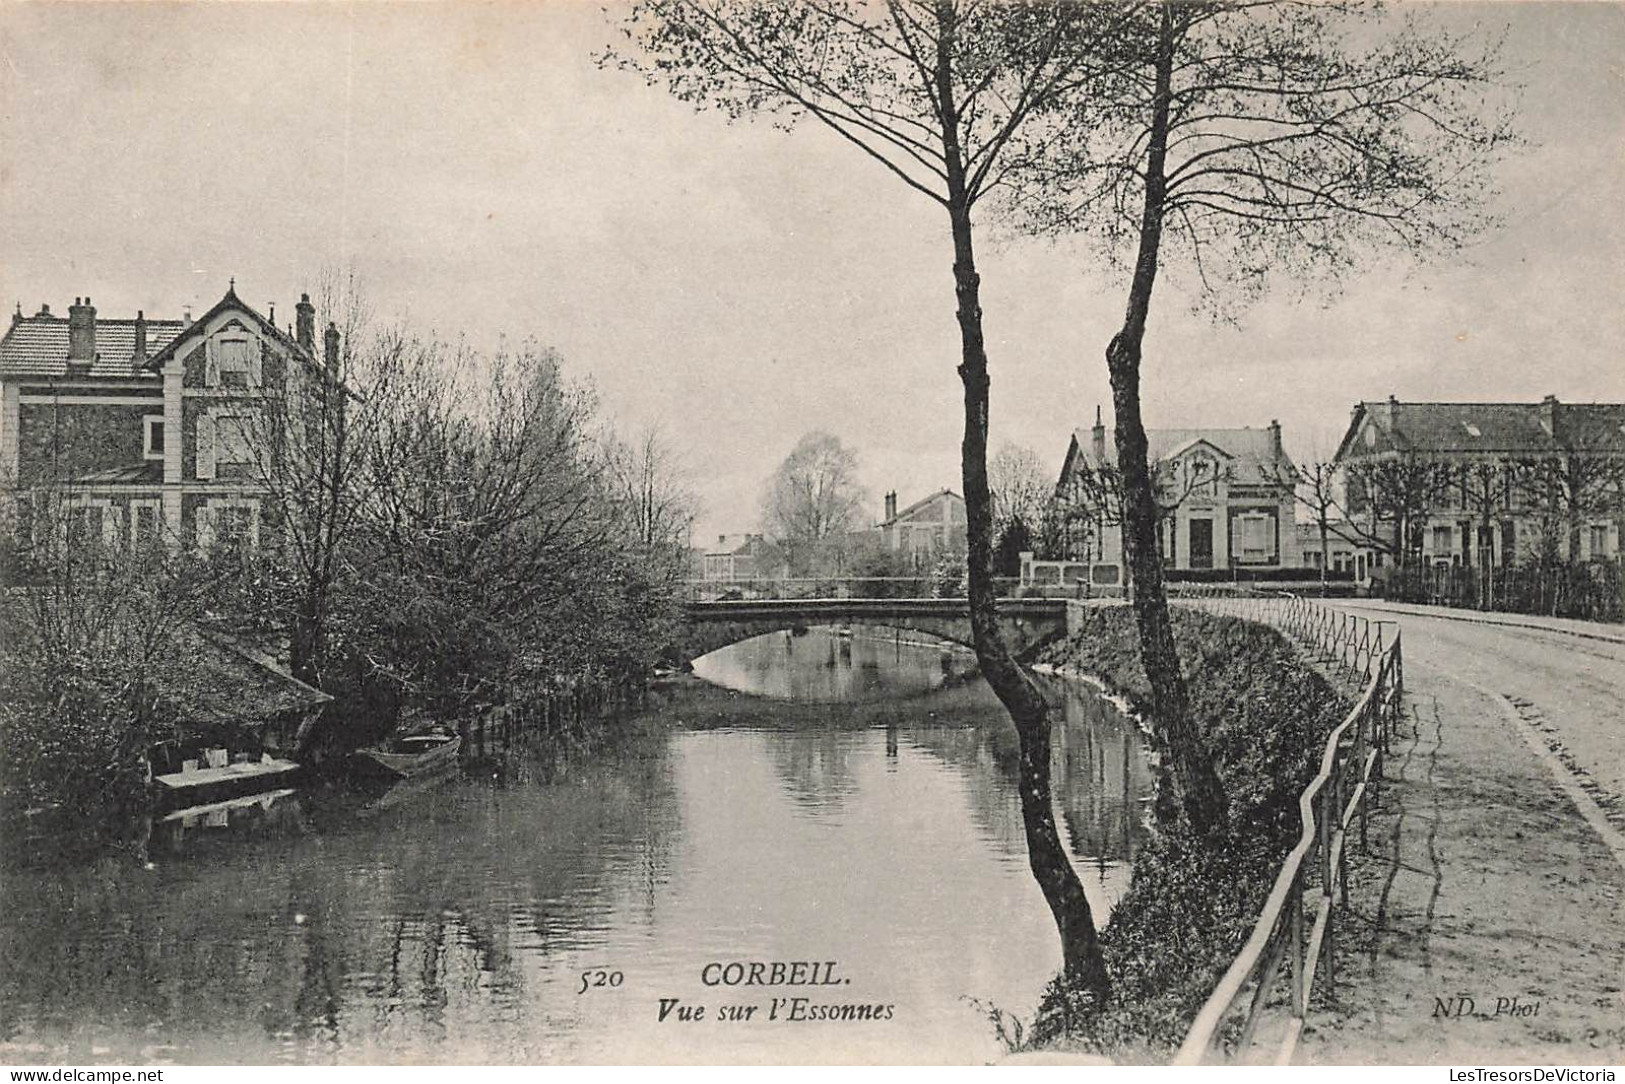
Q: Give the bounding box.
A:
[1291,864,1306,1017]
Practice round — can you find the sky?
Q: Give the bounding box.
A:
[2,1,1622,547]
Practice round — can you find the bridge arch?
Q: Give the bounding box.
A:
[669,598,1068,668]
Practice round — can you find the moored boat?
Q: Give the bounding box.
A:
[153,754,302,811]
[353,729,462,779]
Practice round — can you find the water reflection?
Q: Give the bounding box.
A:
[0,632,1153,1065]
[693,625,977,701]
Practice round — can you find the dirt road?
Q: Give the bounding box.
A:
[1290,605,1625,1063]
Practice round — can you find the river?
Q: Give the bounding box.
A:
[0,627,1153,1065]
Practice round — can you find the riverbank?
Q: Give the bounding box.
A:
[1028,605,1352,1059]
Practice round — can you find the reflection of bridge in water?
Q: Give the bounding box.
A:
[671,590,1071,666]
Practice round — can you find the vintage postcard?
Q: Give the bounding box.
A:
[0,0,1620,1072]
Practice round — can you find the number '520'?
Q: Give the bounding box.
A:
[578,969,625,994]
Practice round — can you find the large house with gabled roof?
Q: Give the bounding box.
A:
[1,283,341,555]
[1053,409,1300,586]
[1333,395,1625,569]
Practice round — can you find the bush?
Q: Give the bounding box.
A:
[1032,605,1350,1054]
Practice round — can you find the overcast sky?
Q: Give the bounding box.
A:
[3,1,1622,545]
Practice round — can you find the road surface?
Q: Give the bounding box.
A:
[1289,602,1625,1063]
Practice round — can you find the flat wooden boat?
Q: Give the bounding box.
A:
[354,730,462,779]
[154,756,301,810]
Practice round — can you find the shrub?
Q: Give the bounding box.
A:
[1032,605,1349,1054]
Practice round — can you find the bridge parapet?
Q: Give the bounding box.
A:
[672,597,1070,666]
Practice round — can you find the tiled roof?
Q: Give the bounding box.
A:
[0,314,183,378]
[1339,400,1625,458]
[1376,403,1556,454]
[1553,403,1625,450]
[1071,426,1295,485]
[883,488,963,527]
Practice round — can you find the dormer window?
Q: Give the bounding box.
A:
[1465,423,1482,437]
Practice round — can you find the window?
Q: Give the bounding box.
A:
[143,415,166,460]
[1590,524,1610,559]
[1431,525,1453,554]
[215,338,256,388]
[215,414,255,467]
[1233,514,1272,563]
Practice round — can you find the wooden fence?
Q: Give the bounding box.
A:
[1167,585,1405,1065]
[458,674,647,759]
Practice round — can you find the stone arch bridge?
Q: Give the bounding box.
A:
[670,597,1073,667]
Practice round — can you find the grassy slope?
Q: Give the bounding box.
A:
[1030,605,1351,1057]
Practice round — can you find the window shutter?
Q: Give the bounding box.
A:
[196,415,216,479]
[205,343,219,387]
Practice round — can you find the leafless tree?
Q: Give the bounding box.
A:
[604,423,699,576]
[231,271,401,690]
[607,0,1138,1003]
[1009,0,1516,827]
[761,430,867,576]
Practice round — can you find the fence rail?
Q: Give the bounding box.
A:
[1168,585,1404,1065]
[678,576,1022,602]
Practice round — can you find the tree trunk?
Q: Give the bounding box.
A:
[1318,519,1330,595]
[934,0,1108,1009]
[1103,0,1228,831]
[290,588,326,690]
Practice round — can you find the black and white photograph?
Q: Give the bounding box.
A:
[0,0,1621,1071]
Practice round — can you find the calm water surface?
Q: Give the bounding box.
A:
[1,627,1152,1064]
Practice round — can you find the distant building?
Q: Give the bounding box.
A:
[1053,410,1300,586]
[876,488,966,567]
[1295,520,1371,578]
[701,532,775,582]
[1,284,343,553]
[1333,396,1625,569]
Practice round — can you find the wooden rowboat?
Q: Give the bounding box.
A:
[354,730,462,779]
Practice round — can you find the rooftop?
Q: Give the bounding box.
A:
[1,307,185,379]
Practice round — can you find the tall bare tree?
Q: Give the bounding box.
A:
[605,423,699,572]
[235,272,397,691]
[1011,0,1516,827]
[761,430,866,575]
[609,0,1135,1003]
[989,440,1050,538]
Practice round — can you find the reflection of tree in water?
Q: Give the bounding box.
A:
[1046,682,1151,869]
[0,727,685,1062]
[886,677,1153,872]
[765,728,862,811]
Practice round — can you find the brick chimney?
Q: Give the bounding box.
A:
[67,296,96,364]
[1538,393,1559,438]
[133,310,147,362]
[1268,418,1283,460]
[1091,404,1106,462]
[323,321,341,379]
[296,292,315,353]
[884,491,897,522]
